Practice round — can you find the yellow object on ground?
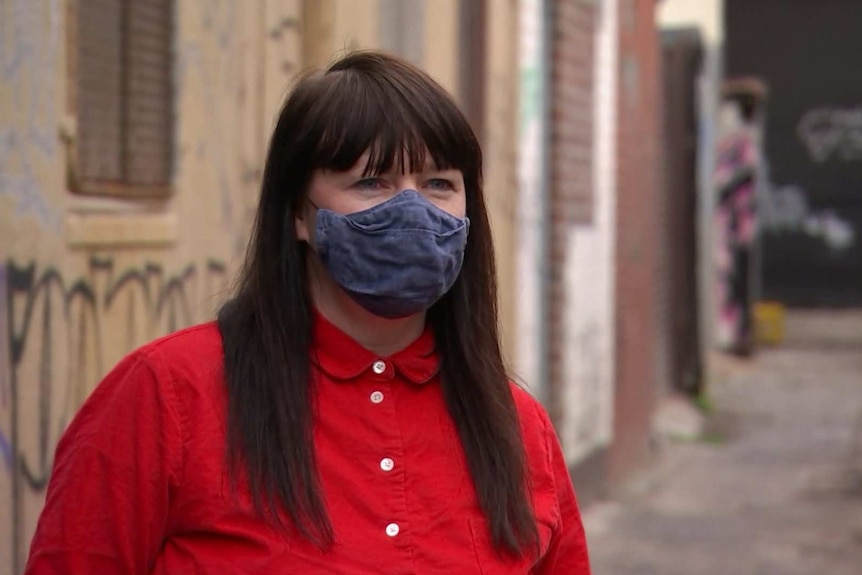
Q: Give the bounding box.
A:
[754,301,785,345]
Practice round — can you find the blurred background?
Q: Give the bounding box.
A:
[1,0,861,573]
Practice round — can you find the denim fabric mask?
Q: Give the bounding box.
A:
[314,189,470,318]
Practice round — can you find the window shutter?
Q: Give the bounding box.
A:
[75,0,173,193]
[77,0,124,182]
[125,0,172,186]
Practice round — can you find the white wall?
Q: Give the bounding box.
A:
[559,0,618,463]
[515,0,549,399]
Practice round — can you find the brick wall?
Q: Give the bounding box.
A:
[546,0,596,424]
[609,0,663,483]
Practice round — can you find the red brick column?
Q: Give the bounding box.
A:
[609,0,664,484]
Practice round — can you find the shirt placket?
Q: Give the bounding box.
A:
[366,358,415,574]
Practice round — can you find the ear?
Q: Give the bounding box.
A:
[295,207,311,242]
[296,197,320,244]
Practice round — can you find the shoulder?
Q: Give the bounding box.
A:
[509,382,553,431]
[78,322,224,422]
[54,324,222,456]
[508,382,571,532]
[509,382,556,463]
[136,321,224,381]
[119,322,227,423]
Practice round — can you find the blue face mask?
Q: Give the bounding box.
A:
[313,189,470,319]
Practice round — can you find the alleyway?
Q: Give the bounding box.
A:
[584,312,862,575]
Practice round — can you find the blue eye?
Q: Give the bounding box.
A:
[355,177,383,190]
[426,178,454,191]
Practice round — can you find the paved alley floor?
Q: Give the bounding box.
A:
[584,311,862,575]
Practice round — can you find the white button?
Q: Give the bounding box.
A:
[380,458,395,472]
[385,523,400,537]
[372,360,386,374]
[370,391,384,404]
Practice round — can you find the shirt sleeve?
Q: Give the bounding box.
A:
[533,407,592,575]
[24,348,185,575]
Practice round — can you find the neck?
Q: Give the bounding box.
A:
[307,255,426,357]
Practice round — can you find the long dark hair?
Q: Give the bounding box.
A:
[218,51,537,555]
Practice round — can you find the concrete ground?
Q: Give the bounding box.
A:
[584,311,862,575]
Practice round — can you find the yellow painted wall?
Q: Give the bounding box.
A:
[0,1,301,570]
[483,0,520,368]
[302,0,380,69]
[423,0,460,96]
[0,0,517,571]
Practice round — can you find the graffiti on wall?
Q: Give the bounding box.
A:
[761,184,856,252]
[797,106,862,164]
[713,125,758,354]
[0,257,228,571]
[712,93,767,355]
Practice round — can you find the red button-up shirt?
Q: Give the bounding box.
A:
[26,313,591,574]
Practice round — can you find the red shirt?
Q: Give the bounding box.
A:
[26,313,591,574]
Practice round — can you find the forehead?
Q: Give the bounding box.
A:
[342,148,453,175]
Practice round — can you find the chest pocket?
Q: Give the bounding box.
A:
[468,518,554,575]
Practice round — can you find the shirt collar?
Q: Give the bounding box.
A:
[312,309,439,385]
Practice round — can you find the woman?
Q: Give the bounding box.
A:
[26,51,591,574]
